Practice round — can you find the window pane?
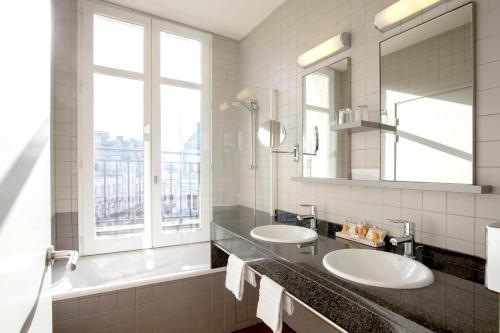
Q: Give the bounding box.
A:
[94,15,143,73]
[160,85,201,233]
[160,32,201,83]
[93,73,144,238]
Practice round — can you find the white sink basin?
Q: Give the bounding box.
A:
[250,225,318,244]
[322,249,434,289]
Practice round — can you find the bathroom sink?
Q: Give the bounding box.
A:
[250,225,318,244]
[322,249,434,289]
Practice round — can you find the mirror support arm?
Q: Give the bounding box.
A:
[273,143,300,162]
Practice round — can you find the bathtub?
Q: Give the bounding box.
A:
[52,241,224,301]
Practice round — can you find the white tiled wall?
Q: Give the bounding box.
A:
[53,0,78,214]
[212,36,242,207]
[382,24,472,100]
[52,0,79,250]
[239,0,500,258]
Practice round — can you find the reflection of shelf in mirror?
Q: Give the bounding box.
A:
[330,120,396,133]
[291,177,492,194]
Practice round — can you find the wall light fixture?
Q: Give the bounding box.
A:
[297,32,351,67]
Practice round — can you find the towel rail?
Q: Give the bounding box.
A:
[213,242,349,333]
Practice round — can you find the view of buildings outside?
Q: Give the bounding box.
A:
[94,125,201,237]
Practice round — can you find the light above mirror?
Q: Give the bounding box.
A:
[374,0,446,32]
[297,32,351,67]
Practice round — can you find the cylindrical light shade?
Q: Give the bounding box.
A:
[374,0,445,32]
[297,32,351,67]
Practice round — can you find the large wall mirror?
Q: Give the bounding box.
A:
[302,58,351,178]
[380,4,474,184]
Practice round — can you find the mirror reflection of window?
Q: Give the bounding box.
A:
[380,4,473,184]
[302,58,351,179]
[306,73,329,109]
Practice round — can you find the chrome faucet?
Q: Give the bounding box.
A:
[388,219,415,259]
[297,204,317,230]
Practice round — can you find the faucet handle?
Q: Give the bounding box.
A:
[300,204,316,215]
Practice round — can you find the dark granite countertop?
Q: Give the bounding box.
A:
[211,206,499,333]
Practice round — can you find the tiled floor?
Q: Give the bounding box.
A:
[234,323,295,333]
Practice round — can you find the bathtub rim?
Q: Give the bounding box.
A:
[52,265,226,301]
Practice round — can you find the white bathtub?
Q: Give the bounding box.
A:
[52,242,224,301]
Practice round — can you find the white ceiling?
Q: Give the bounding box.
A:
[105,0,285,40]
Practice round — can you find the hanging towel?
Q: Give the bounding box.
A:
[257,275,288,333]
[225,254,246,301]
[282,293,294,316]
[245,268,257,287]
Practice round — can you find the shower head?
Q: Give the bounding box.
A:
[232,99,258,113]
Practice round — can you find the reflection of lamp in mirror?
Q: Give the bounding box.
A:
[218,101,230,112]
[297,32,351,67]
[236,88,252,101]
[374,0,446,32]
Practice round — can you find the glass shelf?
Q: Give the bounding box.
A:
[330,120,396,133]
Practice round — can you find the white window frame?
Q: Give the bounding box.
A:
[78,0,211,255]
[151,20,212,248]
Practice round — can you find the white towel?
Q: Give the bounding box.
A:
[257,275,293,333]
[225,254,246,301]
[282,293,294,316]
[245,268,257,287]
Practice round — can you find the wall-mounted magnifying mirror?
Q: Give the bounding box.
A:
[258,120,286,148]
[259,120,300,162]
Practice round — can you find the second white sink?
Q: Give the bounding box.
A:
[323,249,434,289]
[250,225,318,244]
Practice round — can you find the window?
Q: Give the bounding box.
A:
[151,20,211,247]
[79,1,211,255]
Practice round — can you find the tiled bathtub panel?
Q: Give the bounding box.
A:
[52,272,259,333]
